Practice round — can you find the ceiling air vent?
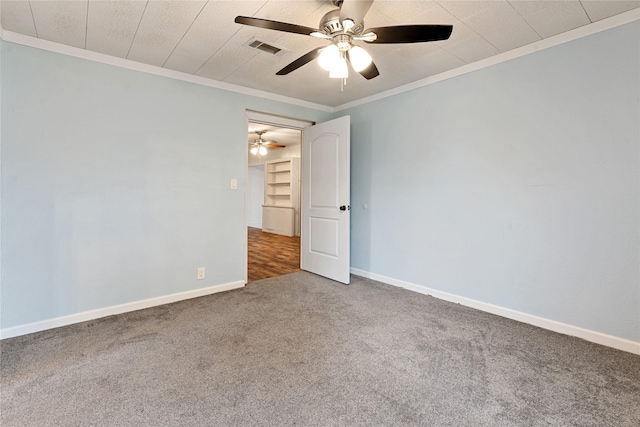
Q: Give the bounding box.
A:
[244,38,289,57]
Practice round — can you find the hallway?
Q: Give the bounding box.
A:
[248,227,300,282]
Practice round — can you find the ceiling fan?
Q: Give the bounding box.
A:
[249,130,285,156]
[235,0,453,81]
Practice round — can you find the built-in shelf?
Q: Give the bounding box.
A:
[263,158,300,236]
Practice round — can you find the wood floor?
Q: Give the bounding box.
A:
[248,227,300,282]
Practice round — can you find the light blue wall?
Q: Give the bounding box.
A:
[3,22,639,343]
[344,22,640,342]
[1,41,330,328]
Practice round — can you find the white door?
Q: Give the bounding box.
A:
[301,116,350,284]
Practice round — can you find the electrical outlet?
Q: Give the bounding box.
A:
[197,267,205,280]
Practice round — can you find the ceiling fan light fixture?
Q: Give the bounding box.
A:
[318,45,340,71]
[329,55,349,78]
[348,46,372,72]
[251,145,267,156]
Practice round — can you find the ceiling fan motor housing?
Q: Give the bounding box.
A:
[320,9,364,36]
[333,34,352,51]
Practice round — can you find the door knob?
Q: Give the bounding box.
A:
[339,205,350,211]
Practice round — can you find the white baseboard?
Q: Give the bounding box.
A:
[351,268,640,356]
[0,280,245,340]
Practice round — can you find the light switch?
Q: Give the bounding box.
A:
[230,178,238,190]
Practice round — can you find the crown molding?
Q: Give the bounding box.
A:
[334,8,640,111]
[1,7,638,114]
[0,28,334,113]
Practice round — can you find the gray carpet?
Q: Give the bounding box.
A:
[1,272,639,426]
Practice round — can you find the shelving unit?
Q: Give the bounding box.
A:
[263,158,300,236]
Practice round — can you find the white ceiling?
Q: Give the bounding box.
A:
[2,1,639,107]
[248,122,301,146]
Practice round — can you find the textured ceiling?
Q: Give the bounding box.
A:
[248,122,301,146]
[2,0,639,107]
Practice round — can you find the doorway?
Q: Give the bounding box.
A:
[245,111,313,283]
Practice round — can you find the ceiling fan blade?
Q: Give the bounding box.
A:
[339,0,374,26]
[276,47,323,75]
[365,25,453,44]
[265,143,286,148]
[234,16,318,36]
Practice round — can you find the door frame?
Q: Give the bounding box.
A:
[243,110,314,284]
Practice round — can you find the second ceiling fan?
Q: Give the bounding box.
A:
[235,0,453,80]
[249,130,285,156]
